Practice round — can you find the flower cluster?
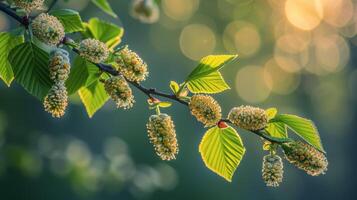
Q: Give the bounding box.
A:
[79,39,109,63]
[262,154,284,187]
[282,141,328,176]
[14,0,44,13]
[130,0,159,24]
[146,114,179,160]
[228,105,268,131]
[31,13,65,46]
[104,76,135,109]
[115,46,148,83]
[189,95,222,127]
[43,84,68,118]
[43,49,71,118]
[49,49,71,83]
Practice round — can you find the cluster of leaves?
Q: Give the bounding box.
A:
[0,0,327,187]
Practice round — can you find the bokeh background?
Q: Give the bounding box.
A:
[1,0,357,199]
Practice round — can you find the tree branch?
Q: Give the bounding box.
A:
[0,3,289,145]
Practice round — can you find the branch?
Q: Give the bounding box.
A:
[0,4,289,145]
[47,0,59,12]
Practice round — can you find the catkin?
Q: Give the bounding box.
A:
[130,0,159,24]
[282,141,328,176]
[146,114,179,161]
[49,49,71,83]
[115,46,148,83]
[31,13,65,46]
[228,105,268,131]
[262,154,284,187]
[104,76,135,109]
[43,83,68,118]
[189,95,222,127]
[14,0,44,13]
[79,39,109,63]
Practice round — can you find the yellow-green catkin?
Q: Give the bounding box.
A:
[43,83,68,118]
[189,95,222,127]
[130,0,159,24]
[79,39,109,63]
[104,76,135,109]
[49,49,71,83]
[146,114,179,161]
[228,105,268,131]
[31,13,65,46]
[262,154,284,187]
[282,141,328,176]
[13,0,44,13]
[115,46,148,83]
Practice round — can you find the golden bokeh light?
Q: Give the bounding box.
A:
[285,0,323,30]
[223,21,261,57]
[276,33,311,54]
[162,0,200,21]
[264,59,301,95]
[320,0,354,28]
[179,24,216,60]
[235,65,272,103]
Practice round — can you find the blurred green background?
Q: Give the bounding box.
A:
[0,0,356,199]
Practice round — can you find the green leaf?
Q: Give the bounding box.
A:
[271,114,325,152]
[91,0,118,18]
[83,18,124,49]
[8,42,52,99]
[50,9,85,33]
[169,81,179,94]
[158,102,172,108]
[66,56,101,95]
[185,55,237,94]
[265,122,287,138]
[78,80,110,118]
[266,107,278,121]
[199,126,246,182]
[0,32,24,86]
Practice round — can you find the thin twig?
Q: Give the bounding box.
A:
[0,4,288,145]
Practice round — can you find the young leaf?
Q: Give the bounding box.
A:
[169,81,180,94]
[158,102,172,108]
[66,56,101,95]
[8,42,52,99]
[83,18,124,49]
[199,125,246,182]
[78,80,110,118]
[185,55,237,94]
[271,114,325,152]
[266,107,278,121]
[50,9,85,33]
[265,122,288,138]
[0,32,24,86]
[91,0,118,18]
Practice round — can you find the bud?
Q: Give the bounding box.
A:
[49,49,71,83]
[104,76,135,109]
[43,83,68,118]
[146,114,179,160]
[282,141,328,176]
[79,39,109,63]
[262,154,284,187]
[31,13,65,46]
[130,0,159,24]
[13,0,44,13]
[115,46,148,83]
[189,95,222,127]
[228,105,268,131]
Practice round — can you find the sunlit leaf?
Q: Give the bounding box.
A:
[8,42,52,99]
[91,0,118,18]
[199,125,246,182]
[0,32,24,86]
[271,114,325,152]
[78,80,110,118]
[185,55,237,94]
[169,81,180,94]
[50,9,84,33]
[265,122,288,138]
[158,102,172,108]
[266,107,278,121]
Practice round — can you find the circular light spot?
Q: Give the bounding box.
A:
[321,0,353,28]
[264,59,301,95]
[179,24,216,60]
[223,21,261,57]
[235,66,271,103]
[162,0,200,21]
[285,0,323,30]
